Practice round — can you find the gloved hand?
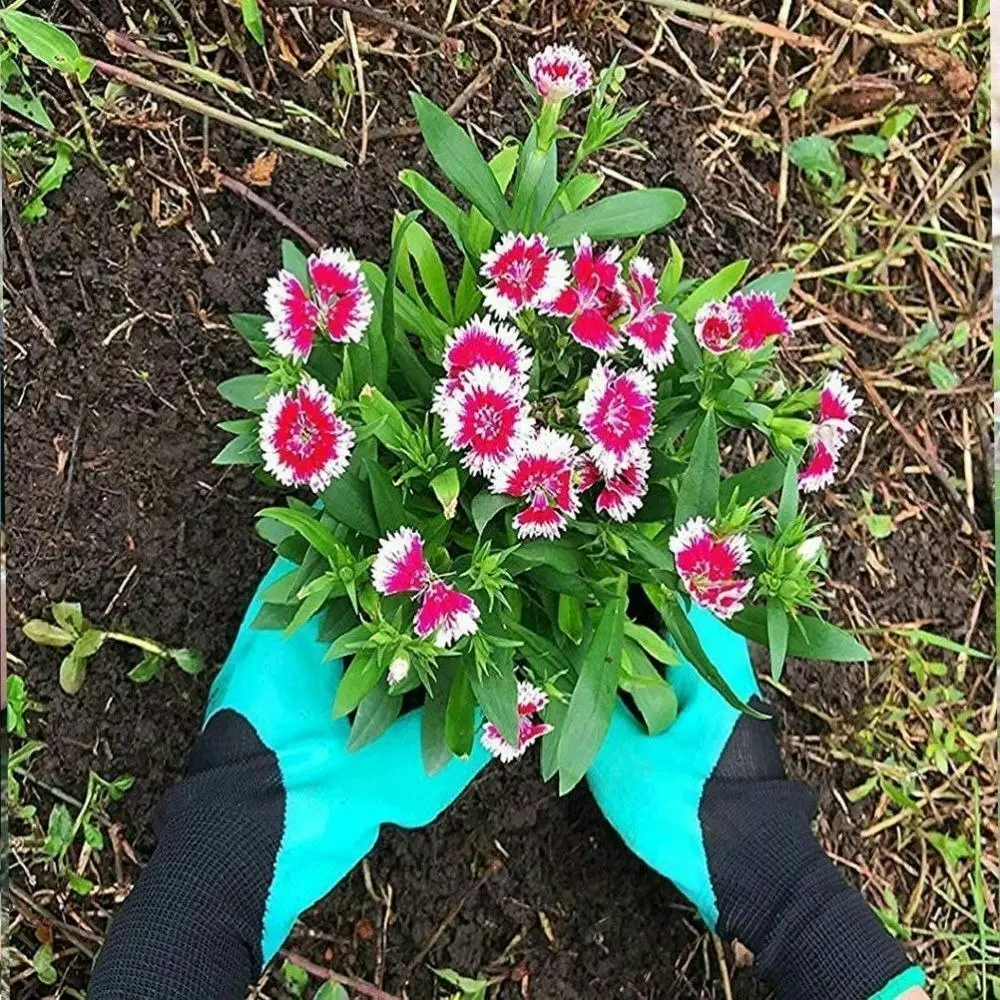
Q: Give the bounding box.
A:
[90,560,488,1000]
[587,603,925,1000]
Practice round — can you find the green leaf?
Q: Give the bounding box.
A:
[560,172,603,211]
[720,457,787,506]
[365,459,408,534]
[411,92,511,232]
[545,188,686,246]
[786,134,844,194]
[729,607,872,662]
[766,599,789,681]
[229,312,270,354]
[324,622,374,661]
[865,513,894,539]
[73,629,104,658]
[281,239,310,286]
[0,10,91,79]
[886,627,989,659]
[540,696,567,781]
[333,650,383,718]
[348,682,402,751]
[740,269,795,304]
[659,597,767,717]
[470,491,517,535]
[557,590,626,793]
[66,870,95,895]
[128,653,165,684]
[21,139,75,221]
[256,507,345,563]
[658,238,683,302]
[844,134,889,160]
[23,619,74,647]
[32,943,58,986]
[927,360,960,392]
[623,621,679,665]
[240,0,265,45]
[321,466,380,537]
[430,467,460,519]
[403,218,454,322]
[314,982,350,1000]
[557,593,584,645]
[1,48,54,129]
[381,213,422,385]
[357,384,411,453]
[212,434,261,466]
[776,458,799,531]
[621,640,677,735]
[470,654,519,744]
[43,803,75,857]
[169,648,205,675]
[677,260,750,321]
[674,411,720,530]
[421,660,457,775]
[217,373,269,412]
[445,662,476,757]
[398,169,468,257]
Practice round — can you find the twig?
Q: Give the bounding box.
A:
[56,402,86,531]
[10,884,101,957]
[811,1,986,45]
[636,0,828,51]
[275,0,445,44]
[91,60,349,168]
[281,952,403,1000]
[214,171,322,251]
[820,327,982,533]
[214,0,258,93]
[2,173,47,317]
[711,935,734,1000]
[342,12,369,165]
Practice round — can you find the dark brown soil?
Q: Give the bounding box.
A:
[5,5,991,999]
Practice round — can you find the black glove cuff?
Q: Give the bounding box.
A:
[704,775,911,1000]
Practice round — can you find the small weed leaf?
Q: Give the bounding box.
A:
[23,619,74,647]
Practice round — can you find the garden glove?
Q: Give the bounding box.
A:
[89,560,488,1000]
[587,603,924,1000]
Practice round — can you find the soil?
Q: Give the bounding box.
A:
[4,4,991,999]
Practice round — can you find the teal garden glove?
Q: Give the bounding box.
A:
[90,560,488,1000]
[587,603,924,1000]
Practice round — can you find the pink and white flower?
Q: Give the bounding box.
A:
[439,365,533,474]
[370,529,480,647]
[578,364,656,477]
[693,300,741,355]
[480,233,569,317]
[669,517,754,621]
[263,248,373,360]
[730,291,792,351]
[491,427,580,539]
[624,256,677,370]
[433,316,532,414]
[480,681,553,762]
[545,235,629,354]
[263,270,320,360]
[799,372,862,493]
[259,378,355,492]
[371,527,431,595]
[528,44,593,102]
[308,248,374,346]
[414,579,480,648]
[577,450,651,522]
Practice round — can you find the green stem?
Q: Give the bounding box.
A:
[92,60,349,169]
[104,631,168,656]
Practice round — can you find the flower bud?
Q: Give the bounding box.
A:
[797,537,824,562]
[387,655,410,686]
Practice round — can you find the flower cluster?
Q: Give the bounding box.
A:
[371,528,480,647]
[222,42,868,774]
[799,372,863,492]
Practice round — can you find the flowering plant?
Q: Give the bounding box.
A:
[215,47,869,791]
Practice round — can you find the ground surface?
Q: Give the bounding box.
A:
[4,2,995,999]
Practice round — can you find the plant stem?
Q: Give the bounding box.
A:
[91,60,349,168]
[104,631,168,656]
[107,31,250,95]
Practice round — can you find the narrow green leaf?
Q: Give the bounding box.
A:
[348,682,402,751]
[677,260,750,321]
[365,460,408,533]
[470,654,519,744]
[320,462,380,537]
[674,411,720,530]
[445,662,476,757]
[429,467,461,519]
[660,597,768,717]
[404,219,454,322]
[766,599,789,681]
[422,660,457,775]
[0,10,91,79]
[557,590,626,793]
[545,189,686,246]
[559,172,603,212]
[357,384,411,454]
[776,458,799,531]
[886,627,989,658]
[621,640,677,735]
[719,457,787,506]
[540,696,567,781]
[380,213,421,385]
[729,607,872,662]
[281,239,309,286]
[217,373,269,412]
[411,92,511,232]
[212,434,261,466]
[470,491,518,535]
[557,594,585,645]
[659,239,684,302]
[623,621,679,665]
[333,650,384,717]
[398,169,469,257]
[256,507,345,563]
[240,0,265,45]
[741,270,795,304]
